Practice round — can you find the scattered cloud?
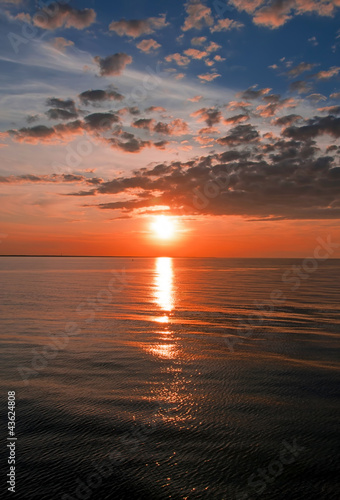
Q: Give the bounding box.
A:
[198,72,221,82]
[50,37,74,53]
[109,15,168,37]
[210,18,244,32]
[136,39,161,53]
[182,0,214,31]
[33,3,96,30]
[79,89,124,105]
[94,53,133,76]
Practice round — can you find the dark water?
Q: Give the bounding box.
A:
[0,257,339,499]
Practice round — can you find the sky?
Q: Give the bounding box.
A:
[0,0,339,257]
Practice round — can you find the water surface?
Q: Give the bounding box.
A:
[0,257,339,499]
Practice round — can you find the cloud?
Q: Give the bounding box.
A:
[187,95,203,102]
[330,92,340,100]
[132,118,155,130]
[8,121,84,144]
[84,112,120,130]
[289,80,313,94]
[191,107,222,126]
[0,173,102,185]
[256,97,296,117]
[205,41,221,53]
[306,93,327,103]
[182,0,214,31]
[210,18,244,32]
[46,98,78,120]
[317,106,340,115]
[136,39,161,53]
[109,15,168,38]
[145,106,167,113]
[46,98,77,111]
[217,124,259,145]
[78,89,124,105]
[153,119,189,136]
[237,86,271,100]
[287,62,318,77]
[184,48,208,59]
[165,53,190,66]
[46,108,78,120]
[229,0,340,29]
[71,128,340,220]
[227,101,252,111]
[224,114,249,125]
[198,72,221,82]
[272,114,303,127]
[108,132,168,153]
[191,36,207,46]
[94,53,132,76]
[283,115,340,140]
[26,115,40,124]
[33,3,96,30]
[313,66,340,80]
[50,37,74,52]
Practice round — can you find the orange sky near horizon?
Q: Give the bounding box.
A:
[1,216,339,258]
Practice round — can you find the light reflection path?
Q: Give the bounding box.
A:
[153,257,174,321]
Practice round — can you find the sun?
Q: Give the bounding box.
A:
[151,215,175,240]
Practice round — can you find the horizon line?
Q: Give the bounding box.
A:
[1,255,340,260]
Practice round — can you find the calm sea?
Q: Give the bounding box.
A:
[0,257,339,499]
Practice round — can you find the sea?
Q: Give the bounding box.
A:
[0,257,339,499]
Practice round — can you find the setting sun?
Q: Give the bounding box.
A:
[151,215,175,240]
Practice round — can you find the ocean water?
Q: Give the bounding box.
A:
[0,257,339,500]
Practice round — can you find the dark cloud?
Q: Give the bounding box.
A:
[317,106,340,115]
[33,3,96,30]
[26,114,40,124]
[289,80,313,94]
[94,53,132,76]
[132,118,155,130]
[191,107,222,127]
[109,15,168,37]
[287,62,318,78]
[69,135,340,220]
[217,124,260,146]
[224,114,249,125]
[8,120,84,144]
[0,173,102,185]
[273,114,303,127]
[283,115,340,141]
[79,89,124,105]
[46,108,78,120]
[46,98,77,112]
[237,86,271,100]
[132,118,189,136]
[84,113,120,130]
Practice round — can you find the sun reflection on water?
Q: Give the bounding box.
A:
[154,257,174,321]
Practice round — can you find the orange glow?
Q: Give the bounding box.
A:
[151,215,175,240]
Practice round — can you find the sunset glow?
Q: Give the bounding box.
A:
[151,216,176,240]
